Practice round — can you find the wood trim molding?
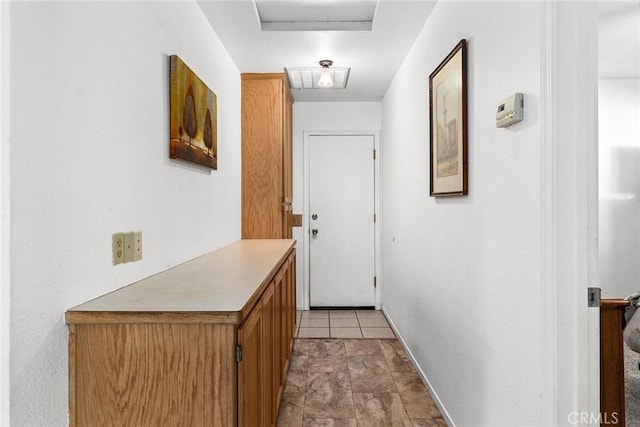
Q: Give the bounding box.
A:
[65,311,243,325]
[242,72,287,82]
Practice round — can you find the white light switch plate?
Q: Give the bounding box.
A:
[133,231,142,261]
[123,232,135,263]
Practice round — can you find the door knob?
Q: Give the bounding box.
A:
[312,214,318,220]
[311,229,318,236]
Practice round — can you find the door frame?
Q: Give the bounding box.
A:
[302,131,381,310]
[540,2,600,424]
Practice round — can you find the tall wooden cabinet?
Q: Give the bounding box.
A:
[241,73,294,239]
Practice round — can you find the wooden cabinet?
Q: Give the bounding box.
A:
[66,240,296,427]
[600,295,628,426]
[237,251,297,427]
[238,303,263,426]
[260,283,275,426]
[241,73,294,239]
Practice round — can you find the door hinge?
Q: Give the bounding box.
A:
[374,213,377,223]
[236,345,243,362]
[373,149,377,160]
[374,276,377,288]
[588,287,601,308]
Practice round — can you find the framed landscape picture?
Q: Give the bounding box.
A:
[169,55,217,169]
[429,39,467,196]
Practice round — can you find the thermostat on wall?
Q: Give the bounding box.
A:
[496,93,524,128]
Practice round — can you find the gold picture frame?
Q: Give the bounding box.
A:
[429,39,467,196]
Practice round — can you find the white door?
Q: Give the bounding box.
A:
[308,134,375,307]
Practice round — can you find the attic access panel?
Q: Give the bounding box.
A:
[255,0,377,31]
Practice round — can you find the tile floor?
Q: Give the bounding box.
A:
[277,338,447,426]
[296,310,396,339]
[278,311,447,427]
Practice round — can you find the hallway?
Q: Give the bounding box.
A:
[277,338,446,426]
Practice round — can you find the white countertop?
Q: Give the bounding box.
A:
[67,239,295,322]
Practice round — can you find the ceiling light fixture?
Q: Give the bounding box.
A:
[285,64,350,90]
[317,60,334,89]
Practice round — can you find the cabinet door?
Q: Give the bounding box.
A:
[286,253,296,341]
[261,283,275,426]
[241,76,284,239]
[277,271,289,385]
[272,270,284,394]
[238,304,263,427]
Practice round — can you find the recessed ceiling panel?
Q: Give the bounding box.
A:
[255,0,377,31]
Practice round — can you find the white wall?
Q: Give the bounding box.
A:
[599,78,640,298]
[381,2,544,425]
[292,102,381,308]
[9,2,241,425]
[1,1,11,424]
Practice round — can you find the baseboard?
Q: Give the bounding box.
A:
[381,306,456,427]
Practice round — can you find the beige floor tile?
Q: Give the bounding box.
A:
[308,356,348,373]
[308,339,346,358]
[330,328,363,338]
[362,327,396,339]
[329,310,357,319]
[358,316,390,328]
[283,369,308,395]
[308,341,347,373]
[347,355,396,393]
[279,338,444,427]
[302,310,329,319]
[304,370,355,419]
[293,339,310,356]
[410,418,448,427]
[379,340,415,373]
[393,373,441,419]
[344,339,384,357]
[355,310,385,318]
[303,418,358,426]
[278,389,305,426]
[330,318,359,328]
[301,318,330,328]
[353,392,412,426]
[298,328,331,338]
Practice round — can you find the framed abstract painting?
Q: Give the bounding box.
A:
[169,55,217,169]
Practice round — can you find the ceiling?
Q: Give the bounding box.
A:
[598,1,640,78]
[197,0,436,102]
[196,1,638,100]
